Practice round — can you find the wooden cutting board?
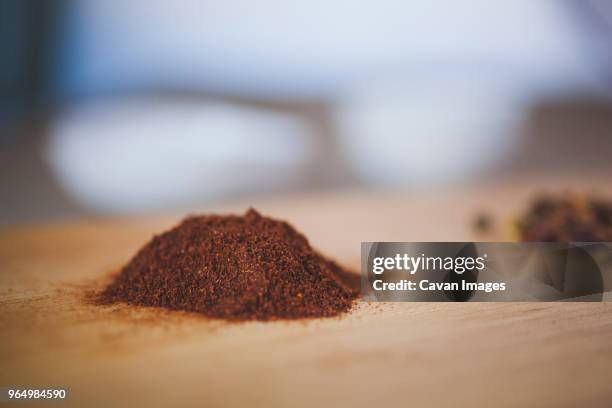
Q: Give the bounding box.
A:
[2,175,612,408]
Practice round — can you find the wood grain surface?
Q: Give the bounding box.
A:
[2,175,612,408]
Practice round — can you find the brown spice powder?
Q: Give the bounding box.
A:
[99,209,359,320]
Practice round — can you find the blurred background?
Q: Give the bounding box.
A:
[2,0,612,227]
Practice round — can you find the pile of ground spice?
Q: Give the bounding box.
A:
[517,193,612,242]
[99,209,359,320]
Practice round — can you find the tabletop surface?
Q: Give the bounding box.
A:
[2,175,612,408]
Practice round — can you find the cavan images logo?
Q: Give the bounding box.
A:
[362,242,610,302]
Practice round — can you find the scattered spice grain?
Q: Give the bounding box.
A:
[473,212,493,234]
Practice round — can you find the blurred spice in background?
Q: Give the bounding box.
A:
[517,193,612,242]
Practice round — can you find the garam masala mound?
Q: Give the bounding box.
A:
[99,209,359,320]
